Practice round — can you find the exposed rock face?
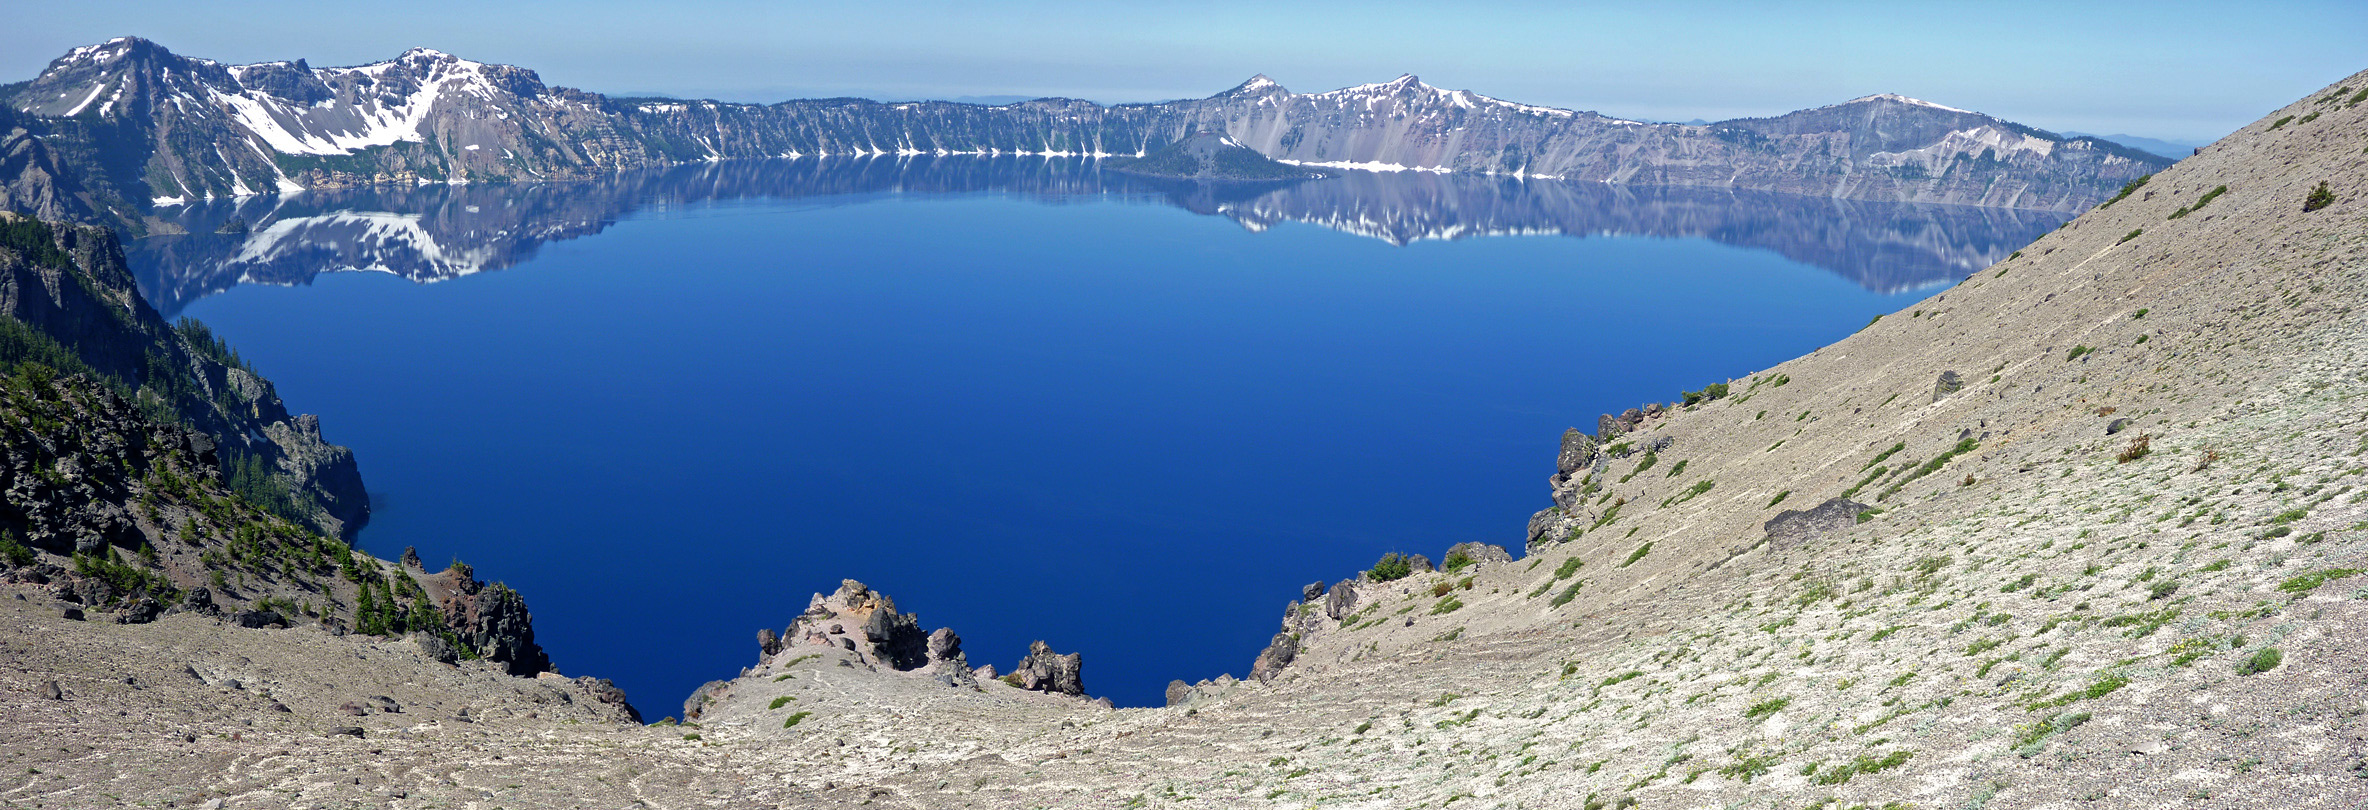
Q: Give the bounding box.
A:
[1762,498,1872,549]
[1249,631,1298,682]
[779,580,933,670]
[1443,542,1513,568]
[428,568,550,677]
[1010,641,1085,697]
[756,627,781,660]
[1322,580,1361,621]
[2,38,2160,239]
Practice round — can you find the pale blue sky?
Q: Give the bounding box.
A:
[7,0,2362,143]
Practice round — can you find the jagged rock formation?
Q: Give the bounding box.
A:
[4,63,2368,810]
[3,38,2159,238]
[1009,640,1086,696]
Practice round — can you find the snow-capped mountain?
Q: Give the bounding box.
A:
[1,38,2168,234]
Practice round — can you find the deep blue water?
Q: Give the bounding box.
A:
[148,162,2058,716]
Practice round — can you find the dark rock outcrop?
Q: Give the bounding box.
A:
[1010,641,1085,697]
[1932,370,1964,402]
[1323,580,1360,621]
[1763,498,1873,549]
[757,627,781,659]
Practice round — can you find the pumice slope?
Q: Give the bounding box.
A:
[1,69,2367,808]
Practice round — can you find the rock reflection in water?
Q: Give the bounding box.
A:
[127,156,2069,315]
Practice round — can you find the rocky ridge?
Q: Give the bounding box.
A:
[0,65,2363,810]
[1,38,2161,238]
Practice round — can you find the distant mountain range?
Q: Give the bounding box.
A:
[2060,132,2207,160]
[1,38,2168,235]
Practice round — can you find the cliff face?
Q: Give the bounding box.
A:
[2,38,2164,236]
[0,214,366,538]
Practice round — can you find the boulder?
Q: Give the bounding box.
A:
[399,546,423,569]
[115,597,161,624]
[1011,641,1085,697]
[1407,554,1434,575]
[1301,581,1325,603]
[231,609,285,629]
[575,676,640,723]
[181,587,216,616]
[1165,679,1193,707]
[1763,498,1872,549]
[2106,417,2133,435]
[1322,581,1359,620]
[37,680,60,700]
[758,628,782,659]
[1248,632,1298,682]
[1932,370,1964,402]
[412,633,458,665]
[1596,413,1624,438]
[1555,428,1598,476]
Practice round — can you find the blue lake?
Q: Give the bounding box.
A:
[131,158,2066,715]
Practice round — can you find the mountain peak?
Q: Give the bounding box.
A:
[1841,92,1973,115]
[1223,74,1288,96]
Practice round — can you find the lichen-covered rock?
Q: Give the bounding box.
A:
[1443,542,1513,569]
[1932,370,1964,402]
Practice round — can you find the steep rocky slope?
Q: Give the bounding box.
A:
[2,38,2162,236]
[0,214,365,538]
[0,68,2362,809]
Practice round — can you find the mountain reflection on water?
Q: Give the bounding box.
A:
[127,156,2070,316]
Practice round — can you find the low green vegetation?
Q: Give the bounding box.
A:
[2167,185,2227,219]
[2098,174,2149,208]
[2236,647,2283,676]
[1742,696,1790,721]
[782,710,813,728]
[1620,542,1654,568]
[2277,568,2361,594]
[1368,552,1415,582]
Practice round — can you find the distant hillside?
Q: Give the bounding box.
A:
[0,38,2163,236]
[2065,131,2209,160]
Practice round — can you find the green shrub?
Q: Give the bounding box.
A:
[2117,229,2143,244]
[768,695,796,710]
[1620,542,1654,568]
[1552,556,1584,580]
[2267,115,2296,131]
[782,710,813,728]
[0,530,33,567]
[2237,648,2283,676]
[1767,491,1791,509]
[2276,567,2362,594]
[2098,175,2149,208]
[2167,185,2227,219]
[1549,580,1586,607]
[1441,551,1474,574]
[2304,181,2335,212]
[1367,552,1414,582]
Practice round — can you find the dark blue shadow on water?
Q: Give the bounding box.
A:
[132,157,2065,717]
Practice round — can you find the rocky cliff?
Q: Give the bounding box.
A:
[0,213,365,537]
[3,38,2163,238]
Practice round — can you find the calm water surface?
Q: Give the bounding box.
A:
[137,159,2065,714]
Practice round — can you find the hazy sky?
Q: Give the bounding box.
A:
[8,0,2363,143]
